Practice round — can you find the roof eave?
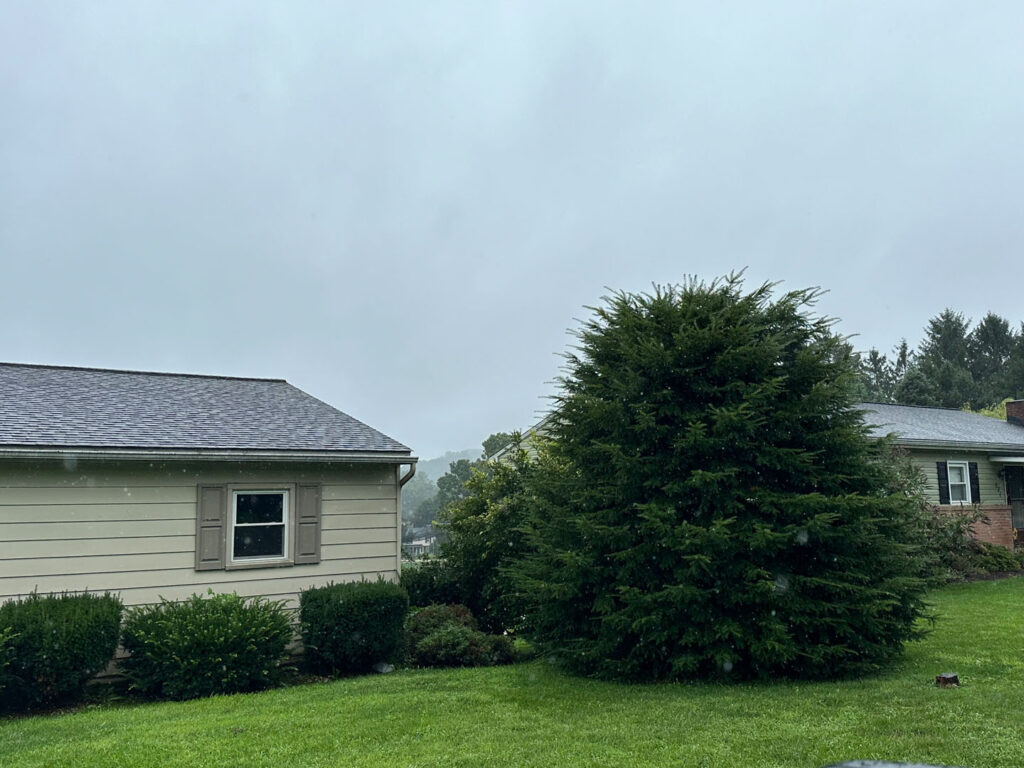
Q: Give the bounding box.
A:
[889,437,1024,454]
[0,446,416,464]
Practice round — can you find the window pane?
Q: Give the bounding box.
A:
[236,493,284,524]
[948,465,965,484]
[234,524,284,559]
[950,484,967,502]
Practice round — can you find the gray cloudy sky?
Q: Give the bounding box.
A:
[2,3,1023,460]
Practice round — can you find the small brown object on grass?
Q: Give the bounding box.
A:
[935,673,959,688]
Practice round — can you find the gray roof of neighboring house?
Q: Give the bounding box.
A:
[0,363,411,456]
[858,402,1024,451]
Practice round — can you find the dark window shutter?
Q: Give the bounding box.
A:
[969,462,981,505]
[936,462,950,505]
[196,484,227,570]
[294,483,322,564]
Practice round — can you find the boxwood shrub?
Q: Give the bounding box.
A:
[0,592,123,711]
[300,579,408,675]
[120,591,293,700]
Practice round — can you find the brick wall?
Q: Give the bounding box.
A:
[936,504,1015,550]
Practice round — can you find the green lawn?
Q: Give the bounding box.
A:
[3,578,1023,768]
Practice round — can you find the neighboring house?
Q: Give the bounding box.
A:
[861,401,1024,551]
[0,363,416,608]
[402,525,440,559]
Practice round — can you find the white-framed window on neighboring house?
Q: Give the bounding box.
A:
[946,461,971,504]
[231,489,290,563]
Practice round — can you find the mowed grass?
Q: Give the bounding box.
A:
[3,578,1023,768]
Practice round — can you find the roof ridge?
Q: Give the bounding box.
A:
[857,401,976,414]
[0,361,286,384]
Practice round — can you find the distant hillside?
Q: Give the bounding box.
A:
[417,448,480,481]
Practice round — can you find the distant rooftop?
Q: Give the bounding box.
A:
[858,402,1024,451]
[0,363,410,455]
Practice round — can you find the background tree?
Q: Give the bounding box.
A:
[482,431,513,459]
[512,277,930,682]
[435,438,534,632]
[858,340,912,402]
[906,310,977,408]
[968,312,1014,404]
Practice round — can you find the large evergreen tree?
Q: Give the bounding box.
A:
[512,277,929,681]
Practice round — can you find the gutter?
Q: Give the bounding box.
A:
[890,438,1024,454]
[0,446,417,464]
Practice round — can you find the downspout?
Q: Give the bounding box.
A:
[399,462,416,487]
[396,462,417,575]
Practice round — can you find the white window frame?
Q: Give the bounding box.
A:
[230,488,291,565]
[946,461,971,504]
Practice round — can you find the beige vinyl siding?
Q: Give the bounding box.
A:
[0,458,401,607]
[909,449,1005,506]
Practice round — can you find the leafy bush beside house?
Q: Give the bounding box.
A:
[0,592,123,711]
[120,592,293,701]
[300,580,408,675]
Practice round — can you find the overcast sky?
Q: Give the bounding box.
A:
[2,3,1023,460]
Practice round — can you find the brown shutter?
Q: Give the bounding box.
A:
[968,462,981,505]
[195,484,227,570]
[936,463,950,505]
[294,483,322,564]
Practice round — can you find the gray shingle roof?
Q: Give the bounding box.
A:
[858,402,1024,450]
[0,363,410,455]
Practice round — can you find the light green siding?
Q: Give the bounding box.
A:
[909,449,1006,506]
[0,459,401,607]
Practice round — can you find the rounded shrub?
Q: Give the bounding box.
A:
[406,604,516,668]
[120,591,292,700]
[0,592,123,711]
[299,579,408,675]
[405,603,477,651]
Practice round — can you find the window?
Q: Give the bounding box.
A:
[195,482,322,571]
[231,489,289,563]
[946,461,971,504]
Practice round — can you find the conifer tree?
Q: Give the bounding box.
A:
[512,277,930,681]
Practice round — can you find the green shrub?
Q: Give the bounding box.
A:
[0,625,15,697]
[406,604,515,668]
[972,541,1024,573]
[300,580,408,675]
[486,633,516,665]
[405,603,477,651]
[413,624,493,667]
[0,592,123,711]
[120,592,292,700]
[399,559,464,608]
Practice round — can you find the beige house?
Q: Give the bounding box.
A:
[0,363,416,608]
